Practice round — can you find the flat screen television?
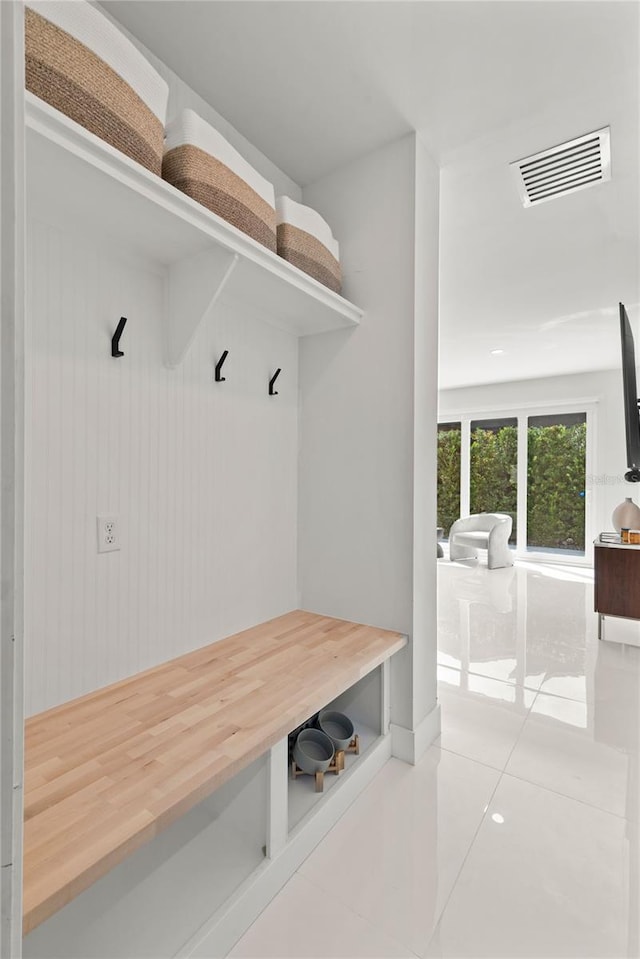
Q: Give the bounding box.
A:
[619,302,640,482]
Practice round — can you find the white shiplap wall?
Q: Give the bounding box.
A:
[25,218,299,715]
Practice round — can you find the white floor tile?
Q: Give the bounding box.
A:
[438,666,535,707]
[537,673,587,701]
[424,775,635,958]
[436,681,532,771]
[589,639,640,755]
[505,687,639,818]
[228,872,416,958]
[297,748,500,956]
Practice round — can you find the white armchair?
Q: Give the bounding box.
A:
[449,513,514,569]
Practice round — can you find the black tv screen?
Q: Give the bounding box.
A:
[620,302,640,481]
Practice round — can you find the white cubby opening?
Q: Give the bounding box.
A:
[23,755,268,959]
[288,666,386,833]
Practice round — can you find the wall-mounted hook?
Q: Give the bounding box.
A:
[111,316,127,358]
[269,368,281,396]
[215,350,229,382]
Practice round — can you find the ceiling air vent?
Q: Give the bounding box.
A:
[511,127,611,207]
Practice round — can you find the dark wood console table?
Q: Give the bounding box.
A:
[594,538,640,639]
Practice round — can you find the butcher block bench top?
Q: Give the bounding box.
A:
[23,609,406,933]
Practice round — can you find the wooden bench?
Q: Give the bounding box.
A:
[23,610,406,934]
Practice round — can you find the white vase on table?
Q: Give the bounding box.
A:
[612,497,640,532]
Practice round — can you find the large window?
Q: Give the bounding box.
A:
[437,408,590,558]
[437,422,461,538]
[470,418,517,543]
[527,413,586,553]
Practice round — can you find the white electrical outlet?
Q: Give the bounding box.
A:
[97,515,120,553]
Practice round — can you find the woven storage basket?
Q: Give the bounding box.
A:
[25,0,168,176]
[276,196,342,294]
[163,110,277,252]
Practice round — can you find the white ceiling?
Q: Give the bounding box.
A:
[103,1,640,390]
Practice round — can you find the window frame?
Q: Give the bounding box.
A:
[438,397,597,566]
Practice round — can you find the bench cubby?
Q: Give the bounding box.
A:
[23,755,268,959]
[288,665,387,831]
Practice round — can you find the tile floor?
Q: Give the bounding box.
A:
[229,557,640,958]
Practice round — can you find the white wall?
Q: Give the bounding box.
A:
[299,134,440,748]
[24,220,299,715]
[438,367,632,556]
[299,136,416,633]
[411,137,440,733]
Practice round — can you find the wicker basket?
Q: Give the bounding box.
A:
[276,196,342,294]
[162,110,277,252]
[25,1,168,176]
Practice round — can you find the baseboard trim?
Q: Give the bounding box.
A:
[390,701,441,764]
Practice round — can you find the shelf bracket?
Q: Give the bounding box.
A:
[165,250,239,369]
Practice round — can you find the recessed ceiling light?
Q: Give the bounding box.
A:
[490,349,505,355]
[491,813,505,824]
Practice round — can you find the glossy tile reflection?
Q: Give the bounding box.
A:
[432,557,640,957]
[298,750,500,956]
[506,693,631,816]
[436,679,532,770]
[229,559,640,959]
[426,775,634,958]
[437,560,594,695]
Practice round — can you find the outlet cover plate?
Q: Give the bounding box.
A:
[97,515,120,553]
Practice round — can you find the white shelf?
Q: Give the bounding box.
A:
[24,94,363,364]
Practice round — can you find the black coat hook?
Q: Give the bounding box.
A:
[215,350,229,382]
[112,316,127,358]
[269,368,281,396]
